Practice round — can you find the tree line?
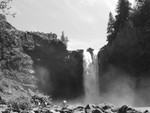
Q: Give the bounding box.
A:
[106,0,150,45]
[102,0,150,77]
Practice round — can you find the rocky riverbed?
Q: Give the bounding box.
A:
[0,96,150,113]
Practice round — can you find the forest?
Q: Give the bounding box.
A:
[100,0,150,78]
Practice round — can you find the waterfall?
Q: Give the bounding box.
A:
[83,50,100,104]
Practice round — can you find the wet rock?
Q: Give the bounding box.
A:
[98,103,114,110]
[73,111,84,113]
[126,107,139,113]
[74,106,85,111]
[0,105,7,110]
[144,110,149,113]
[92,109,103,113]
[66,105,76,111]
[21,111,30,113]
[85,104,99,113]
[61,108,72,113]
[1,109,11,113]
[118,105,131,113]
[85,104,93,113]
[111,108,119,113]
[29,111,35,113]
[85,104,97,110]
[85,104,91,110]
[49,109,60,113]
[105,109,113,113]
[44,110,52,113]
[34,110,39,113]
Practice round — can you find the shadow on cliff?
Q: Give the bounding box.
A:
[23,32,84,100]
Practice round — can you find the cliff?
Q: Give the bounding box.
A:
[97,1,150,105]
[0,17,84,101]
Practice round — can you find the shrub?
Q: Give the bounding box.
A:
[31,94,52,107]
[8,96,31,112]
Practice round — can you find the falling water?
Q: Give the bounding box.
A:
[83,50,100,104]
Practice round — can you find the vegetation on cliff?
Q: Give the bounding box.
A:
[100,0,150,78]
[98,0,150,106]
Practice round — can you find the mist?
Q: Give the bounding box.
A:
[100,65,150,107]
[34,56,150,107]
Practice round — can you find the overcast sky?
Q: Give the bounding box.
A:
[7,0,134,50]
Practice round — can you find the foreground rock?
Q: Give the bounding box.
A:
[0,100,149,113]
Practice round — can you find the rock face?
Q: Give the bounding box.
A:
[0,17,84,100]
[0,18,37,100]
[21,31,84,99]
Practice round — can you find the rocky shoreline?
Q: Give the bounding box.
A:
[0,95,149,113]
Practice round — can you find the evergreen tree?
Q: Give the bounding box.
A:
[107,12,115,43]
[60,31,69,47]
[61,31,65,43]
[114,0,131,33]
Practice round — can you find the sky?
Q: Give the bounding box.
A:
[7,0,134,50]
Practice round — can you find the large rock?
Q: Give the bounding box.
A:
[85,104,102,113]
[92,109,103,113]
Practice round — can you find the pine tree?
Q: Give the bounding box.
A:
[114,0,131,32]
[61,31,65,43]
[60,31,69,47]
[107,12,115,43]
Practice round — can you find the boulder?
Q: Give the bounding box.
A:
[92,109,103,113]
[74,106,85,111]
[85,104,100,113]
[98,103,114,110]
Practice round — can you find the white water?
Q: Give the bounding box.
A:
[83,50,100,104]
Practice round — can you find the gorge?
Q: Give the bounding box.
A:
[1,16,150,108]
[1,0,150,108]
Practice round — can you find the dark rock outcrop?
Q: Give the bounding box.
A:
[0,17,84,100]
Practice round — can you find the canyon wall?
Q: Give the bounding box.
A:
[0,18,84,101]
